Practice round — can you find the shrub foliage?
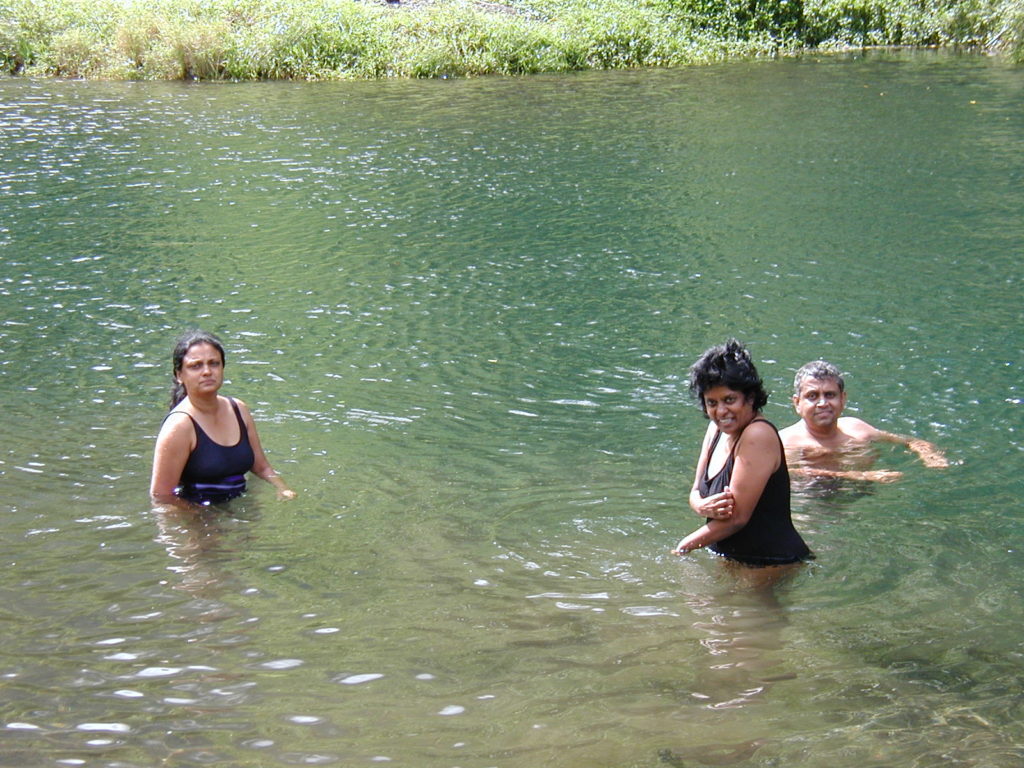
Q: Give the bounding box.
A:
[0,0,1020,80]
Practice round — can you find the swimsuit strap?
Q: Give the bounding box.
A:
[723,418,763,459]
[227,397,248,437]
[163,398,246,443]
[747,417,781,443]
[722,417,778,460]
[160,408,199,432]
[702,428,724,480]
[737,417,784,461]
[737,417,772,442]
[707,417,779,480]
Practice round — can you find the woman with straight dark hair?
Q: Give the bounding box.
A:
[672,339,810,566]
[150,330,296,507]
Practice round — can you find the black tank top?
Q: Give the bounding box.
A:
[699,418,811,566]
[174,398,255,504]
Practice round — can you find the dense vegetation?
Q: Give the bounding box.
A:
[1,0,1021,80]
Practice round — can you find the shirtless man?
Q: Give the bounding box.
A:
[780,360,947,483]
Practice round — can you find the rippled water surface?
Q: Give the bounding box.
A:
[1,51,1023,767]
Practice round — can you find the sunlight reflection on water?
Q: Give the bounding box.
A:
[1,52,1023,767]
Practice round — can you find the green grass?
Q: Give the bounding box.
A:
[1,0,1020,80]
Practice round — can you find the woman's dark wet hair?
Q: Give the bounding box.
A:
[688,339,769,416]
[169,330,225,409]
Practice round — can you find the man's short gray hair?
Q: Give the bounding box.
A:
[793,360,845,395]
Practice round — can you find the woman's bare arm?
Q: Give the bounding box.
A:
[236,398,297,500]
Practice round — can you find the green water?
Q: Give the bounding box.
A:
[1,51,1022,767]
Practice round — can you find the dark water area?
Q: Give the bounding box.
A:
[1,51,1022,767]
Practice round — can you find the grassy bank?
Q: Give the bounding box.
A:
[2,0,1021,80]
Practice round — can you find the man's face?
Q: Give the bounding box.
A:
[792,377,846,430]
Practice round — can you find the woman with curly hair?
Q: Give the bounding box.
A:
[672,339,810,567]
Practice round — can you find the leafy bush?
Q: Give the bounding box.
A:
[799,0,1016,47]
[246,2,389,78]
[651,0,805,42]
[0,0,1019,80]
[1007,5,1024,61]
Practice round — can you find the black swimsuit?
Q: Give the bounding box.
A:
[171,398,255,505]
[700,418,812,566]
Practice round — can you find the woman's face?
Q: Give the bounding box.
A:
[702,385,755,435]
[176,342,224,399]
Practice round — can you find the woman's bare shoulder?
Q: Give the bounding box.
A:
[738,419,782,451]
[227,395,250,411]
[156,409,193,441]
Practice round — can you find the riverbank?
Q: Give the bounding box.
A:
[2,0,1022,80]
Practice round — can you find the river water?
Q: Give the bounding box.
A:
[1,51,1022,767]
